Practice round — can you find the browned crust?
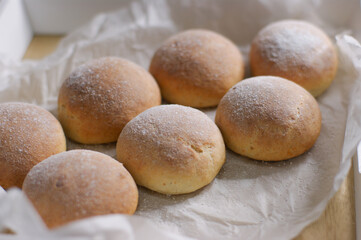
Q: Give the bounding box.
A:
[0,102,66,189]
[22,150,138,228]
[58,57,161,144]
[249,20,338,97]
[149,29,244,107]
[116,105,226,194]
[215,76,322,161]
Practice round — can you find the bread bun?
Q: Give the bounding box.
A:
[116,105,226,195]
[215,76,322,161]
[23,150,138,228]
[149,29,244,107]
[249,20,338,97]
[0,102,66,189]
[58,57,161,144]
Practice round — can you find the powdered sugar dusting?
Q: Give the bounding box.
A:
[221,76,305,128]
[0,102,65,188]
[23,150,137,222]
[63,57,135,116]
[151,29,241,88]
[59,56,161,133]
[253,20,332,73]
[120,105,219,165]
[117,104,225,194]
[25,150,120,198]
[216,75,322,161]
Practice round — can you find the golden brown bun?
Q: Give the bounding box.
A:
[215,76,322,161]
[58,57,161,144]
[149,29,244,107]
[0,102,66,189]
[23,150,138,228]
[249,20,338,97]
[116,105,226,195]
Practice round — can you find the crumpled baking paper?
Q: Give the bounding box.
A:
[0,188,193,240]
[1,0,361,239]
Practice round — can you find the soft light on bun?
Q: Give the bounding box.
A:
[58,57,161,144]
[23,150,138,228]
[250,20,338,97]
[215,76,322,161]
[0,102,66,189]
[116,105,226,195]
[149,29,244,107]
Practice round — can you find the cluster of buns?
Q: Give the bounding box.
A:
[0,19,337,228]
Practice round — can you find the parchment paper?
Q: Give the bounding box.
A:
[1,0,361,239]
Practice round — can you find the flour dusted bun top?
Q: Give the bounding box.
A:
[0,102,66,189]
[215,76,322,161]
[58,57,161,144]
[149,29,244,107]
[116,105,226,195]
[250,20,338,97]
[23,150,138,228]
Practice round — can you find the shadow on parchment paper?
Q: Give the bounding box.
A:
[216,147,309,181]
[136,185,202,212]
[134,149,310,213]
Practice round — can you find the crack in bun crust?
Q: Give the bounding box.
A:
[116,105,226,195]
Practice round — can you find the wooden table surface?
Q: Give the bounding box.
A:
[23,35,357,240]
